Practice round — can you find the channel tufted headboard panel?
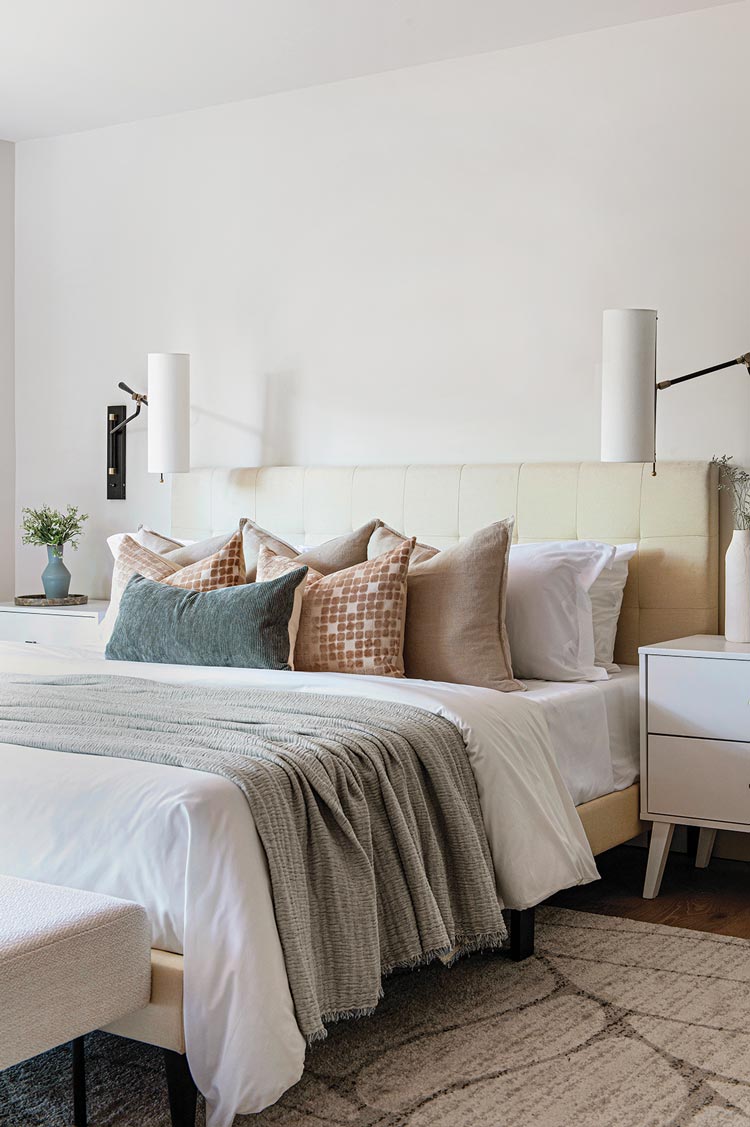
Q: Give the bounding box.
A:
[171,461,719,667]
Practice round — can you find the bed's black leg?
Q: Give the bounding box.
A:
[509,907,535,961]
[686,824,700,862]
[164,1049,198,1127]
[72,1036,87,1127]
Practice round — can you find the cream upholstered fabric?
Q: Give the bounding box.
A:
[172,462,719,667]
[0,875,151,1070]
[103,949,185,1052]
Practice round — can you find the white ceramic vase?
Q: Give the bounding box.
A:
[725,529,750,643]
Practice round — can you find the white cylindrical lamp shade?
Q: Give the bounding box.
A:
[601,309,657,462]
[147,353,190,475]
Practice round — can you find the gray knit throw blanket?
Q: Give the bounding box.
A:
[0,674,507,1041]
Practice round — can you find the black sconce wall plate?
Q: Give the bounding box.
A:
[107,404,127,499]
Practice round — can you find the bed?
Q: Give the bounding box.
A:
[169,458,718,847]
[0,460,718,1126]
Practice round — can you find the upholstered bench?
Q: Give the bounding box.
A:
[0,875,151,1126]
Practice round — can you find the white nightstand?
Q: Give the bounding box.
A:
[640,634,750,898]
[0,601,109,646]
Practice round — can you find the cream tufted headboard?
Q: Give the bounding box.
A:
[172,461,719,667]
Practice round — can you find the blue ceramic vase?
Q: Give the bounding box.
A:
[42,545,71,600]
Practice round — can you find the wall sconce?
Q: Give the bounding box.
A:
[107,353,190,499]
[601,309,657,463]
[600,309,750,473]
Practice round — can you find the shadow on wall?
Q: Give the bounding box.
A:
[190,406,263,445]
[260,369,300,466]
[188,369,300,469]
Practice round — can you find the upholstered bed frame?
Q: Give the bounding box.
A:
[106,461,719,1086]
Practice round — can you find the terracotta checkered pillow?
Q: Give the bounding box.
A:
[162,530,245,592]
[258,546,324,586]
[102,531,245,643]
[256,540,414,676]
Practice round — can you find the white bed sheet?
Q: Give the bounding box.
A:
[523,666,640,806]
[0,642,599,1126]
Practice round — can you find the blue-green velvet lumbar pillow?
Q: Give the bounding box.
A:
[106,568,308,668]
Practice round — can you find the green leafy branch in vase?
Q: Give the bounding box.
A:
[20,505,89,557]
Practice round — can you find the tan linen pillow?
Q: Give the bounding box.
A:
[240,521,303,582]
[257,545,325,586]
[137,526,185,554]
[164,526,246,568]
[243,518,381,582]
[103,531,246,644]
[256,540,413,676]
[368,524,439,566]
[369,520,521,692]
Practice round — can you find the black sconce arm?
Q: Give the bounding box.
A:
[107,382,149,500]
[652,352,750,476]
[109,382,149,436]
[656,353,750,390]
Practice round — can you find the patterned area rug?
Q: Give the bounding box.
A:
[3,907,750,1127]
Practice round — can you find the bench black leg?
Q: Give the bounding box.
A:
[72,1036,87,1127]
[509,907,535,961]
[164,1049,198,1127]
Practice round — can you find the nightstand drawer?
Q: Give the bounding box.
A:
[0,612,99,646]
[647,655,750,742]
[648,734,750,825]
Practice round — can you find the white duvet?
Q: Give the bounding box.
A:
[0,642,598,1126]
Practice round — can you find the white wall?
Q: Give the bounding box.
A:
[0,141,13,600]
[14,2,750,597]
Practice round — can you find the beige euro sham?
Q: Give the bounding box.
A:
[369,519,521,692]
[243,519,381,582]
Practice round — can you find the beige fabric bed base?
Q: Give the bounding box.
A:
[103,948,185,1053]
[107,788,642,1053]
[576,783,644,857]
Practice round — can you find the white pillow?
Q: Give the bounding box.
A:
[107,531,141,559]
[590,543,637,673]
[506,540,616,682]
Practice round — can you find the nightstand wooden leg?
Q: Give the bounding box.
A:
[643,821,675,899]
[695,827,717,869]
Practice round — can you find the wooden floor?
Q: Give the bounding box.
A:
[548,844,750,940]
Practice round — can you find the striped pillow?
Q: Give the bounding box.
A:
[106,569,307,669]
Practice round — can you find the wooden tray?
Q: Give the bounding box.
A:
[14,595,89,608]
